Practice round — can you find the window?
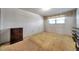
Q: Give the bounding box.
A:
[56,17,65,24]
[48,16,65,24]
[48,19,55,24]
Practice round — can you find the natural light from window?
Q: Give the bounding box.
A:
[56,17,65,24]
[48,16,65,24]
[48,19,55,24]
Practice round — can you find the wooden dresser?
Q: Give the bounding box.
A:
[10,28,23,44]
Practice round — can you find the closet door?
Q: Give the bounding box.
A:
[10,28,23,44]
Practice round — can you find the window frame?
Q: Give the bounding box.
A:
[48,16,65,24]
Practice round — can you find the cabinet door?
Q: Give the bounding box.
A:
[10,28,23,44]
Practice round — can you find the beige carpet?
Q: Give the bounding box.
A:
[0,32,76,51]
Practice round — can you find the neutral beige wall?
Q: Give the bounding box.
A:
[0,8,1,28]
[76,8,79,28]
[44,11,76,36]
[0,8,44,44]
[0,29,10,44]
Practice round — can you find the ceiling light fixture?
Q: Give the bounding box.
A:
[42,8,51,11]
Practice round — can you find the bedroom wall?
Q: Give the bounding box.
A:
[0,8,1,28]
[0,8,1,29]
[0,8,44,44]
[44,10,76,36]
[76,8,79,28]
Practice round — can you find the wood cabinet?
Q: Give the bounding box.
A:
[10,28,23,44]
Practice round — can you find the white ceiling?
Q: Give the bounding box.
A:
[20,8,75,16]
